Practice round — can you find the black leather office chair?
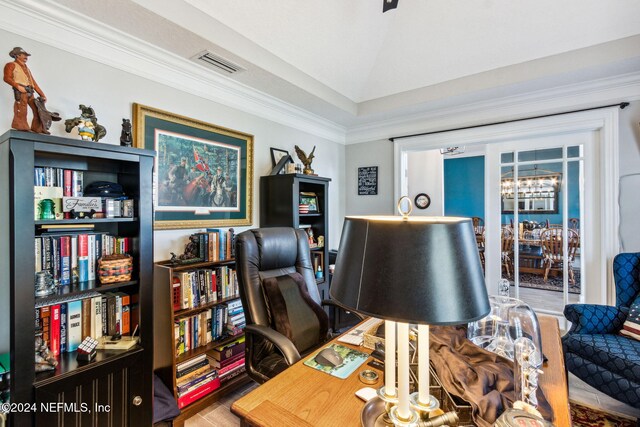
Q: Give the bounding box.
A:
[235,227,363,384]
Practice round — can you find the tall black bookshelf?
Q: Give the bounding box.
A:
[259,174,331,299]
[0,131,154,426]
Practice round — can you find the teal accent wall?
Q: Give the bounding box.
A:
[444,155,580,225]
[444,156,485,219]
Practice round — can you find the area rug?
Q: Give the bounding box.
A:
[570,401,638,427]
[509,270,581,294]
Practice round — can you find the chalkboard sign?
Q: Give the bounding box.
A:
[358,166,378,195]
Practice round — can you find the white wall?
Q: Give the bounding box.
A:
[407,150,444,215]
[0,29,346,351]
[344,139,394,217]
[618,101,640,252]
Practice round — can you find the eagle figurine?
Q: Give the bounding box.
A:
[294,145,316,175]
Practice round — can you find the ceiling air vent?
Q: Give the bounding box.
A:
[192,50,245,75]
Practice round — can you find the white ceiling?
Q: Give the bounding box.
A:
[184,0,640,102]
[48,0,640,129]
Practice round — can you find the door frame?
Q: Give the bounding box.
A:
[394,108,620,305]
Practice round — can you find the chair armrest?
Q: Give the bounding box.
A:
[564,304,628,334]
[321,299,366,321]
[244,324,301,366]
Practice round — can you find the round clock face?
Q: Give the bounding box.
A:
[414,193,431,209]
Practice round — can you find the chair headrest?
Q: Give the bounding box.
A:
[251,227,302,271]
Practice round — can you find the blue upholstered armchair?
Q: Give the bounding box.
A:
[562,252,640,407]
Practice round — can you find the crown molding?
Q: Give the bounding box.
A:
[0,0,346,144]
[347,72,640,145]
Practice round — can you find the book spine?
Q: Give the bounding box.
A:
[72,170,83,197]
[172,275,182,312]
[60,235,71,285]
[63,169,72,218]
[81,298,91,342]
[211,342,245,362]
[115,294,122,335]
[88,234,96,281]
[91,296,103,339]
[67,300,82,352]
[50,304,61,357]
[51,236,60,284]
[101,296,108,336]
[220,365,246,383]
[77,234,89,282]
[177,378,220,409]
[176,370,217,394]
[176,354,208,374]
[60,303,67,353]
[210,351,244,369]
[70,235,78,283]
[107,295,117,336]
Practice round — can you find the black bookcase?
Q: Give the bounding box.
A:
[259,174,331,298]
[0,130,154,426]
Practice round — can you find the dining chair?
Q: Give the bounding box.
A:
[539,228,580,284]
[501,226,514,278]
[471,216,485,235]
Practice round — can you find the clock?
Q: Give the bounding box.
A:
[414,193,431,209]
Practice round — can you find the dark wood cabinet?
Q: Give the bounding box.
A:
[259,174,330,298]
[0,131,154,427]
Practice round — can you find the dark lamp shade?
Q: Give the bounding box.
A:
[330,216,490,325]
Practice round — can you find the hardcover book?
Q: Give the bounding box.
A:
[67,300,83,352]
[50,304,61,357]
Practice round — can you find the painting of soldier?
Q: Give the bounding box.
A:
[155,130,240,212]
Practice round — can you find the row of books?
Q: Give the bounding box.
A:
[35,292,138,357]
[35,233,132,285]
[174,299,244,357]
[34,167,83,193]
[175,337,246,409]
[172,266,238,311]
[190,229,235,262]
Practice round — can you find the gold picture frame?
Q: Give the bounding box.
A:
[133,103,253,229]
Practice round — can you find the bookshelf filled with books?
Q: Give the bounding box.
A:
[260,174,331,298]
[0,130,154,426]
[153,229,249,427]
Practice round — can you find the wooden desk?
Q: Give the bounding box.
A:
[231,316,570,427]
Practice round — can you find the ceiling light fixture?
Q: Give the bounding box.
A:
[383,0,399,13]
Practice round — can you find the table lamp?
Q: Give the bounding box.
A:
[330,199,490,426]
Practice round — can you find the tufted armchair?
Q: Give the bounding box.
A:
[562,252,640,407]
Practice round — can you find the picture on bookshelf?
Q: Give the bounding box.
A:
[299,192,319,213]
[133,104,254,229]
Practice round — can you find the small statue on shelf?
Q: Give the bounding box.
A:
[35,335,58,372]
[120,118,132,147]
[169,235,202,265]
[3,47,60,134]
[294,145,316,175]
[64,104,107,142]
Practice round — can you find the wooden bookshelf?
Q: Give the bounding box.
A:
[1,130,154,426]
[153,257,248,427]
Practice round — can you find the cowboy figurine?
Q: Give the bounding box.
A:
[3,47,47,133]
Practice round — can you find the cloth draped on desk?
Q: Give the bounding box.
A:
[429,326,553,427]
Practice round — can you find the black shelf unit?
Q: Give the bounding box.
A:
[259,174,331,298]
[0,130,154,426]
[153,258,250,427]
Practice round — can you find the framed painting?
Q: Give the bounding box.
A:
[133,104,253,229]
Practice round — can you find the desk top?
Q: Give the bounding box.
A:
[231,316,570,427]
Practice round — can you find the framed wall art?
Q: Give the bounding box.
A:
[133,103,253,229]
[358,166,378,195]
